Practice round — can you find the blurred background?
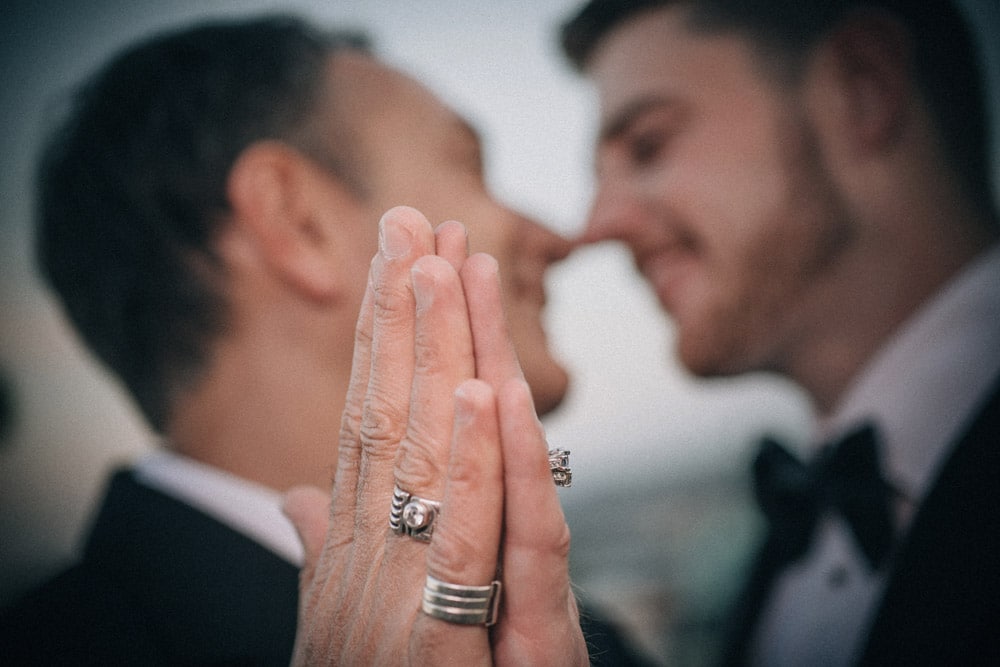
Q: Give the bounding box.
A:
[2,1,997,663]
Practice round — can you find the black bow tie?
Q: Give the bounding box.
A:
[753,424,897,570]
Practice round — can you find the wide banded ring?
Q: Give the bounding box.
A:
[389,484,441,542]
[421,574,502,627]
[548,448,572,487]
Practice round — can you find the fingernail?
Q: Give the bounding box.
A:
[411,264,433,311]
[454,384,475,426]
[380,217,411,258]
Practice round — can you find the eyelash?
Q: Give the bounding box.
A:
[627,131,666,167]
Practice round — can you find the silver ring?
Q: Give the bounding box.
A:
[389,485,441,542]
[548,448,572,487]
[421,574,502,627]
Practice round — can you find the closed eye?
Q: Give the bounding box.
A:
[600,96,686,172]
[627,129,669,167]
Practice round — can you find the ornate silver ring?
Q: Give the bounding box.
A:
[389,485,441,542]
[548,448,572,487]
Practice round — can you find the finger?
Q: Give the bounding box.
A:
[494,379,586,663]
[426,379,503,583]
[328,263,374,544]
[356,206,436,536]
[460,253,525,390]
[393,255,475,504]
[499,378,571,604]
[435,220,469,272]
[282,486,332,589]
[411,379,503,664]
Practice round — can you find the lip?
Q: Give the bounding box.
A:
[638,248,693,313]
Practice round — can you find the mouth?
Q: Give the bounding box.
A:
[636,243,696,313]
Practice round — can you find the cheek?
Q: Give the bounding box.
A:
[667,164,812,372]
[684,166,849,374]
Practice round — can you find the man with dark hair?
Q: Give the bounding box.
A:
[0,14,648,666]
[286,0,999,665]
[560,1,998,664]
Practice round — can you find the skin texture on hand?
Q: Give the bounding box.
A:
[284,206,587,666]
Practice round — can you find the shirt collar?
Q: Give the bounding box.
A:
[133,448,304,566]
[820,244,1000,505]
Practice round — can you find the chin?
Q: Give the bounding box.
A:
[676,331,722,378]
[526,359,571,418]
[676,332,751,380]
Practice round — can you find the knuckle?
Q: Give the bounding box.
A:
[338,404,364,446]
[353,313,374,348]
[412,328,450,371]
[425,531,489,583]
[359,398,407,450]
[395,436,447,491]
[447,446,501,491]
[372,280,413,324]
[353,505,390,539]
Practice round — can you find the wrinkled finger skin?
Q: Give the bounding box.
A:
[292,206,493,665]
[415,250,586,665]
[291,206,585,665]
[293,206,445,665]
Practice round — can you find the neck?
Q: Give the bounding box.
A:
[787,203,997,416]
[166,316,355,492]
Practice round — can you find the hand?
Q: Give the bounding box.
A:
[283,206,587,665]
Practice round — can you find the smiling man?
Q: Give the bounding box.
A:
[567,1,999,662]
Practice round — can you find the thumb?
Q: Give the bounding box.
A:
[282,485,331,587]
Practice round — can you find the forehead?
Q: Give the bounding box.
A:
[326,51,478,150]
[588,6,766,135]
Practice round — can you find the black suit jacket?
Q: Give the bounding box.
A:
[1,469,299,665]
[2,469,653,666]
[720,377,1000,666]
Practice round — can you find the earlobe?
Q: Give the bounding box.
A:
[226,141,343,302]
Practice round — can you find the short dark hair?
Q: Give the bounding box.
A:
[561,0,995,217]
[36,15,369,431]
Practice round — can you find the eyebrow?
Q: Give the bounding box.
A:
[599,94,677,143]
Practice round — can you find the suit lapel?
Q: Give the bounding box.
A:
[719,377,1000,666]
[858,378,1000,665]
[716,525,788,666]
[84,470,300,664]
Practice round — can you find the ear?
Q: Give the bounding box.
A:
[226,141,355,302]
[811,10,913,152]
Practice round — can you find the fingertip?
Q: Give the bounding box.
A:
[411,253,456,277]
[411,254,465,321]
[454,378,495,425]
[282,485,330,528]
[378,206,435,259]
[435,220,468,243]
[379,205,431,228]
[460,252,499,281]
[282,486,331,569]
[435,220,470,272]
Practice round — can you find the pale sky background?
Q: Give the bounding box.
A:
[2,0,997,613]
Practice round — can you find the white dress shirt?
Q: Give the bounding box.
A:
[133,449,305,566]
[750,245,1000,666]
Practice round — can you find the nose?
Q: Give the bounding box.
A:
[581,176,646,246]
[518,213,575,265]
